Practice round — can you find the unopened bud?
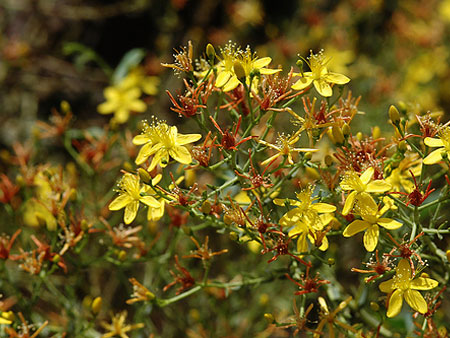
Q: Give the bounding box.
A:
[223,214,233,225]
[342,123,351,137]
[200,200,212,214]
[327,128,335,144]
[356,132,363,141]
[264,313,274,323]
[91,296,102,314]
[304,152,313,161]
[206,43,215,62]
[229,232,238,241]
[324,154,334,167]
[332,126,344,145]
[370,301,380,311]
[138,168,151,184]
[398,141,407,153]
[61,100,71,114]
[372,126,381,139]
[446,249,450,262]
[327,258,335,266]
[389,105,400,125]
[296,59,304,76]
[81,219,89,231]
[52,254,61,264]
[118,250,127,261]
[420,272,430,278]
[123,161,134,172]
[397,101,407,114]
[233,61,246,82]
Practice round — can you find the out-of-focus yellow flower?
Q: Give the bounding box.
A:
[258,133,318,166]
[423,126,450,165]
[314,296,357,338]
[274,186,336,252]
[98,85,147,124]
[385,160,421,194]
[215,43,281,92]
[292,50,350,97]
[343,203,402,252]
[101,311,144,338]
[379,259,438,318]
[120,67,160,96]
[133,118,201,171]
[109,173,160,224]
[340,167,391,215]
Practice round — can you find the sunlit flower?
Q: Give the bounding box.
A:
[215,43,281,92]
[101,311,144,338]
[379,259,438,318]
[343,203,402,252]
[292,50,350,97]
[133,118,201,171]
[274,186,336,252]
[109,173,160,224]
[340,167,391,215]
[258,133,318,166]
[98,85,146,124]
[423,126,450,165]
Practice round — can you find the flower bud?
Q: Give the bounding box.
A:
[206,43,215,62]
[356,132,363,141]
[264,313,274,323]
[123,161,134,172]
[200,200,212,214]
[138,168,151,184]
[398,140,407,153]
[61,100,71,114]
[372,126,381,139]
[233,61,246,82]
[332,126,344,145]
[91,296,102,315]
[342,123,351,138]
[324,154,334,167]
[389,105,400,125]
[397,101,407,114]
[223,214,233,225]
[304,152,313,161]
[370,301,380,311]
[118,250,127,261]
[229,232,238,241]
[446,249,450,262]
[327,258,335,266]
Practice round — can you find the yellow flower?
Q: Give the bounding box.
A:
[385,160,421,193]
[340,167,391,215]
[109,173,160,224]
[98,85,147,124]
[292,50,350,97]
[343,203,402,252]
[379,259,438,318]
[133,118,201,171]
[274,186,336,252]
[215,43,281,92]
[120,67,160,96]
[423,126,450,165]
[101,311,144,338]
[258,133,318,166]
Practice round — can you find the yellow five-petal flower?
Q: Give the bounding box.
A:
[133,118,201,171]
[343,203,402,252]
[109,173,160,224]
[379,259,438,318]
[292,50,350,97]
[340,167,391,215]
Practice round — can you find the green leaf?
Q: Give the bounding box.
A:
[112,48,146,85]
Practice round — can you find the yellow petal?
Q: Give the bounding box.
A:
[128,99,147,112]
[366,180,392,193]
[291,76,313,91]
[133,134,151,145]
[343,220,370,237]
[325,72,350,85]
[296,233,308,253]
[114,109,130,124]
[318,235,328,251]
[176,133,202,145]
[104,87,118,100]
[124,200,139,224]
[424,137,444,147]
[109,194,133,210]
[360,167,374,185]
[148,149,168,171]
[147,199,165,221]
[311,202,336,213]
[423,148,445,165]
[135,143,162,165]
[404,289,427,314]
[280,209,303,225]
[387,289,404,318]
[97,101,116,114]
[223,75,241,92]
[259,68,282,75]
[342,191,357,215]
[356,193,378,211]
[313,79,332,97]
[252,57,272,69]
[140,195,160,208]
[379,279,394,293]
[377,218,402,230]
[363,224,379,252]
[396,259,412,283]
[169,145,192,164]
[410,277,439,290]
[215,71,231,88]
